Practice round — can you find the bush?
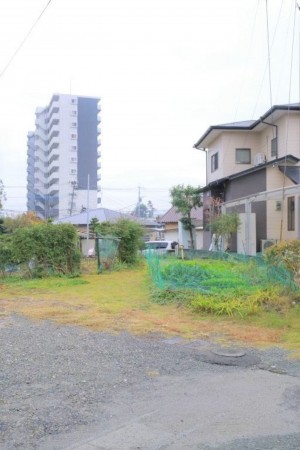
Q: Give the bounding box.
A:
[11,223,81,277]
[264,240,300,286]
[0,236,15,275]
[95,219,144,265]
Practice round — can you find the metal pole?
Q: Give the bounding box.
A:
[86,174,90,257]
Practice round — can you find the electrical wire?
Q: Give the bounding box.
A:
[0,0,53,79]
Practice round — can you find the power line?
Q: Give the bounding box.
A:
[0,0,53,79]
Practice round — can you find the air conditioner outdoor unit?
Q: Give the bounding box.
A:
[255,153,266,166]
[261,239,277,253]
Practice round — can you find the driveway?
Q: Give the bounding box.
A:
[1,315,300,449]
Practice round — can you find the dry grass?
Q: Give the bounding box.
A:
[0,266,296,351]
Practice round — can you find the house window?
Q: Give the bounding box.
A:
[287,196,295,231]
[236,148,251,164]
[271,138,277,157]
[211,153,218,172]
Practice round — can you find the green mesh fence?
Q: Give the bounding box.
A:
[146,250,298,294]
[96,236,120,272]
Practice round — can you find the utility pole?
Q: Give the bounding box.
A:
[69,181,77,216]
[86,174,90,257]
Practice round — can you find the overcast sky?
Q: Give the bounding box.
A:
[0,0,299,214]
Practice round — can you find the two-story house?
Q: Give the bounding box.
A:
[194,104,300,254]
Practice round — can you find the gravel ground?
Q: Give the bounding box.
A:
[1,314,300,449]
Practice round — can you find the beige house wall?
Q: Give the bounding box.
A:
[206,135,224,182]
[207,113,300,185]
[207,132,264,183]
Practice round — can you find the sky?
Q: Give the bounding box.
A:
[1,0,300,215]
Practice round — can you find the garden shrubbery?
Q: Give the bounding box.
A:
[0,223,81,277]
[148,248,300,317]
[264,240,300,286]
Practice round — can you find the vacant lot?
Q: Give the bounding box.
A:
[0,264,299,352]
[1,266,300,449]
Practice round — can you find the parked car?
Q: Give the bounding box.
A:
[142,240,178,256]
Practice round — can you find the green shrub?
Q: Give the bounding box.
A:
[264,240,300,285]
[0,236,15,275]
[95,219,144,265]
[11,223,81,277]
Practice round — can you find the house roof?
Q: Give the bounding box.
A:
[194,103,300,149]
[202,155,300,192]
[159,206,203,223]
[279,166,300,184]
[55,207,128,225]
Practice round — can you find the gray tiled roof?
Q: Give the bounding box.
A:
[55,208,128,225]
[279,166,300,184]
[159,206,203,223]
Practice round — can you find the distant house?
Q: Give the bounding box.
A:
[55,207,128,232]
[55,207,164,253]
[194,103,300,254]
[159,206,203,249]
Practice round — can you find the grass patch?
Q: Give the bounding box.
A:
[0,265,299,354]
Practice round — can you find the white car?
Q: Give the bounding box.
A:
[142,240,178,255]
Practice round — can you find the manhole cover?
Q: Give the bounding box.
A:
[211,349,246,358]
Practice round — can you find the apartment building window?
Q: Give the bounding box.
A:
[70,110,77,116]
[287,196,295,231]
[271,138,277,157]
[71,98,77,104]
[70,169,77,175]
[70,157,77,163]
[236,148,251,164]
[71,145,77,151]
[71,122,77,127]
[70,133,77,139]
[211,153,218,172]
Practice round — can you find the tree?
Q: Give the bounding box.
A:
[203,196,240,251]
[4,212,41,233]
[94,218,144,264]
[170,184,203,250]
[210,213,241,251]
[90,217,100,234]
[133,200,155,218]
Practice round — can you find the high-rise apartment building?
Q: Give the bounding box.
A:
[27,94,101,219]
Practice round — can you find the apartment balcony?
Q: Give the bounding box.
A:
[48,106,59,123]
[97,161,101,170]
[97,149,101,157]
[48,117,59,133]
[48,94,59,111]
[97,136,101,145]
[48,141,59,155]
[97,126,101,136]
[47,154,59,167]
[48,129,59,143]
